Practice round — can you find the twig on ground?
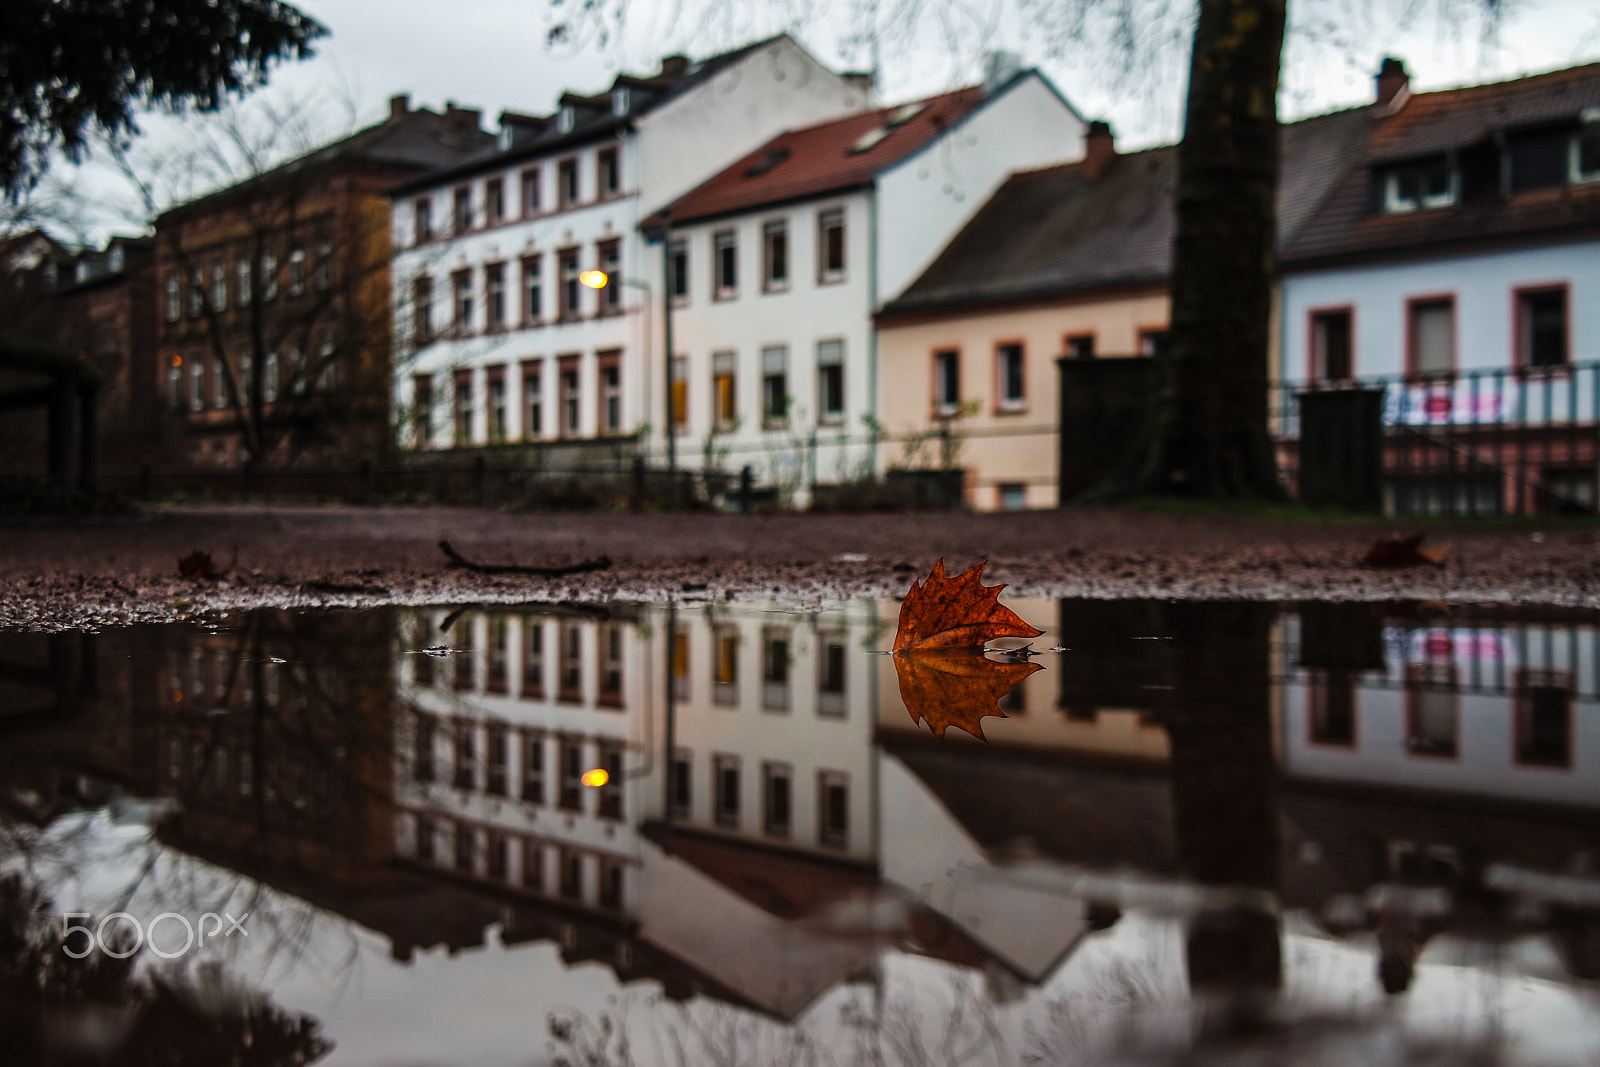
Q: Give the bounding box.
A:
[438,540,612,577]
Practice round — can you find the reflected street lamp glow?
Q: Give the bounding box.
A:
[581,768,610,787]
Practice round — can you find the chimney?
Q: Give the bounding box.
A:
[389,94,410,121]
[660,54,690,79]
[982,50,1023,95]
[1082,120,1116,181]
[443,103,482,144]
[1375,57,1410,113]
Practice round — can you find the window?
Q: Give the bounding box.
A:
[559,623,582,701]
[211,260,227,311]
[522,731,545,803]
[522,254,542,323]
[933,349,959,413]
[262,251,277,301]
[999,483,1027,511]
[762,762,792,838]
[559,849,581,898]
[712,352,737,429]
[598,350,621,434]
[761,626,790,711]
[487,728,509,793]
[454,725,476,789]
[453,186,472,232]
[485,178,504,225]
[818,771,848,849]
[612,88,630,116]
[263,348,278,403]
[166,358,182,411]
[1066,334,1094,360]
[413,374,434,446]
[668,239,687,301]
[1384,157,1456,212]
[485,263,506,330]
[522,361,542,438]
[713,754,740,828]
[189,351,205,411]
[818,208,845,283]
[521,168,541,216]
[1407,297,1455,375]
[559,741,583,811]
[713,230,737,299]
[762,219,788,292]
[996,342,1025,410]
[414,197,433,243]
[598,146,619,196]
[318,332,336,390]
[559,249,580,319]
[1405,662,1458,758]
[670,625,689,699]
[558,158,578,207]
[559,355,580,437]
[236,259,251,306]
[713,627,739,704]
[521,620,545,697]
[598,240,620,311]
[1310,308,1353,381]
[315,239,333,290]
[1517,287,1567,368]
[487,367,507,441]
[670,356,688,431]
[188,267,203,316]
[1309,669,1356,745]
[1572,122,1600,184]
[1515,669,1572,767]
[670,749,691,818]
[818,632,846,717]
[213,352,228,408]
[557,106,575,134]
[817,340,844,422]
[522,836,544,888]
[453,369,472,445]
[1138,329,1170,357]
[413,275,433,342]
[761,346,788,426]
[164,273,180,321]
[452,270,473,333]
[288,246,305,296]
[597,744,623,818]
[597,624,624,707]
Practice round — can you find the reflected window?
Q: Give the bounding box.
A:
[762,627,790,711]
[417,819,436,862]
[452,617,475,690]
[487,729,509,796]
[600,860,624,911]
[559,740,583,811]
[454,723,476,789]
[522,732,545,803]
[713,627,739,705]
[454,822,475,872]
[670,749,692,818]
[818,632,846,717]
[238,751,253,798]
[487,832,508,880]
[818,770,849,849]
[522,837,544,890]
[559,850,582,900]
[486,615,509,692]
[1309,669,1356,746]
[763,762,791,839]
[414,714,436,782]
[559,623,582,702]
[597,624,624,707]
[521,619,544,697]
[598,744,623,819]
[1516,669,1572,768]
[1405,663,1458,758]
[714,754,740,828]
[671,626,690,700]
[411,616,435,686]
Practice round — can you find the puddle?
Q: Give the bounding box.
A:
[3,598,1599,1065]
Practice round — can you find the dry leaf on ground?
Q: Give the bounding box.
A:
[1363,533,1450,568]
[893,649,1041,741]
[893,559,1043,653]
[177,549,226,581]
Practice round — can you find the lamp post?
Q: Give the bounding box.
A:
[579,263,674,501]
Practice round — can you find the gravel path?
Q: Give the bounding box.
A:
[1,504,1596,630]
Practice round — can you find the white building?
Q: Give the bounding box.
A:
[651,62,1085,504]
[391,37,869,453]
[1278,59,1600,513]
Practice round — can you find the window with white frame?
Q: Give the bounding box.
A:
[453,186,472,233]
[598,240,620,310]
[1383,157,1456,212]
[315,239,333,289]
[668,239,687,301]
[762,346,788,426]
[559,249,580,319]
[522,254,542,322]
[452,271,473,332]
[521,168,541,216]
[288,246,305,295]
[817,340,844,422]
[213,352,228,408]
[558,158,578,206]
[485,262,506,329]
[670,356,688,431]
[263,348,278,402]
[712,351,736,429]
[598,352,621,433]
[189,351,204,410]
[1408,298,1455,375]
[188,267,203,316]
[485,178,504,225]
[413,275,433,341]
[762,219,788,292]
[414,197,433,243]
[713,230,737,300]
[262,251,278,301]
[598,147,619,197]
[933,349,959,413]
[522,362,542,437]
[236,257,251,305]
[164,273,180,321]
[996,342,1025,410]
[211,260,227,310]
[413,375,434,447]
[1571,115,1600,184]
[818,208,845,283]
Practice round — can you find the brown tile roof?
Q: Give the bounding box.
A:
[1282,61,1600,266]
[655,86,989,225]
[880,107,1368,318]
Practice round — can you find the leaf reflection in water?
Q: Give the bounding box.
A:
[893,648,1041,741]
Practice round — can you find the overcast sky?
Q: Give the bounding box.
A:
[45,0,1600,240]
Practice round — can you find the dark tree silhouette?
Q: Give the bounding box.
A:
[0,0,326,199]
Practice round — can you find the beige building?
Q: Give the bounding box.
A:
[875,110,1368,510]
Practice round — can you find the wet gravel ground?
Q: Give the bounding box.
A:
[2,504,1597,630]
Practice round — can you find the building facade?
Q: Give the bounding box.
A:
[653,65,1085,504]
[392,36,870,459]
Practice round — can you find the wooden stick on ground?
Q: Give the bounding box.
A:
[438,540,612,576]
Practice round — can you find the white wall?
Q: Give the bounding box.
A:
[635,36,868,215]
[1281,240,1600,383]
[876,72,1085,305]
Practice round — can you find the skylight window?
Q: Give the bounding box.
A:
[849,127,890,154]
[557,106,575,134]
[1572,110,1600,185]
[1383,157,1456,212]
[886,102,926,128]
[744,147,791,178]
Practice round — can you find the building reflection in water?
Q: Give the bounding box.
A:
[3,597,1599,1060]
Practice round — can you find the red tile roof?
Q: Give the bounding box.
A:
[656,86,989,225]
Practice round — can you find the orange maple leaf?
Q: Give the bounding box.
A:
[893,649,1041,740]
[893,558,1043,654]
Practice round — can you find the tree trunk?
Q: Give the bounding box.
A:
[1123,0,1288,499]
